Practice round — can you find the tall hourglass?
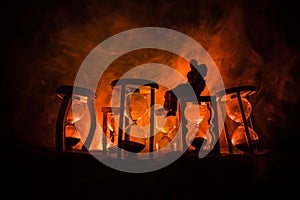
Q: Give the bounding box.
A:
[121,88,149,153]
[64,95,88,150]
[110,78,159,156]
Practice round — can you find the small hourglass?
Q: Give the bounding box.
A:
[184,102,210,151]
[226,97,259,152]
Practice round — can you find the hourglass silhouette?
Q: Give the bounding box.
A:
[217,85,260,154]
[110,78,159,158]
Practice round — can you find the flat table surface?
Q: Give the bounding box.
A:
[2,149,298,199]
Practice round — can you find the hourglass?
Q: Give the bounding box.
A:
[217,85,260,154]
[184,101,211,151]
[122,88,149,153]
[110,78,159,157]
[56,85,96,152]
[64,95,87,150]
[154,104,180,151]
[175,94,220,154]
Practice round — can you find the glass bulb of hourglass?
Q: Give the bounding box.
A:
[226,97,252,123]
[153,104,179,150]
[231,126,259,152]
[65,124,81,149]
[125,90,148,122]
[186,129,208,149]
[184,102,208,125]
[184,102,210,149]
[122,122,148,153]
[65,95,87,148]
[66,96,87,124]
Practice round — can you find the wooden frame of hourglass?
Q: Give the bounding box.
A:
[216,85,260,155]
[109,78,159,159]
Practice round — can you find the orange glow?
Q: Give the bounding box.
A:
[54,3,268,153]
[94,49,191,152]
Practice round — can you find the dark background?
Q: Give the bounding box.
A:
[2,0,300,199]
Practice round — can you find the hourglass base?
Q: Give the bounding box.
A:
[120,140,146,153]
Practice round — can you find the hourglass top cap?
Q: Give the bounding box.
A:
[56,85,96,98]
[110,78,159,89]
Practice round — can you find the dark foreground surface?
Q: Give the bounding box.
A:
[2,149,298,199]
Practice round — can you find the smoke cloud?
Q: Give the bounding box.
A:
[3,0,299,153]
